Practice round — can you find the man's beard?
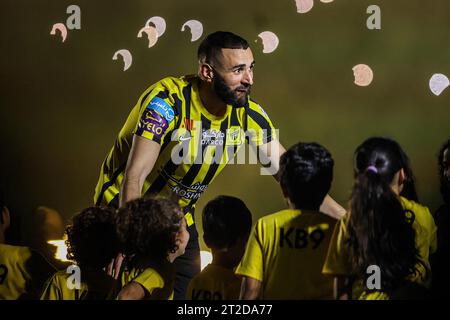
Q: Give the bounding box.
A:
[213,73,251,108]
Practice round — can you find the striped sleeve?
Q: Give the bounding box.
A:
[246,101,277,146]
[133,85,178,145]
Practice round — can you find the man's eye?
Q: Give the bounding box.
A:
[234,68,243,74]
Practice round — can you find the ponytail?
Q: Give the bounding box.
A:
[347,169,420,292]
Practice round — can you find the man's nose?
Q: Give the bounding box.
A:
[242,69,253,86]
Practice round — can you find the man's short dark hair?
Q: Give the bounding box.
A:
[279,142,334,210]
[202,195,252,249]
[197,31,249,66]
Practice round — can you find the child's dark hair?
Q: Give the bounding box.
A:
[438,138,450,204]
[202,195,252,249]
[279,142,334,210]
[348,137,422,291]
[116,197,183,261]
[66,206,119,269]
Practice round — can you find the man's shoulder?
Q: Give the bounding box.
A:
[247,98,270,119]
[151,75,196,92]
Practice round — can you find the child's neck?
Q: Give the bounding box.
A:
[212,252,237,270]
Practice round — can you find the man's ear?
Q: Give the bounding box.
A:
[199,64,214,83]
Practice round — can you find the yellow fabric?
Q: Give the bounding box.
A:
[236,209,336,299]
[0,243,55,300]
[322,196,437,299]
[40,269,116,300]
[186,264,241,300]
[94,75,276,225]
[121,267,173,300]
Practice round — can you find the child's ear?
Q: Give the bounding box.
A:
[1,206,11,231]
[398,168,406,186]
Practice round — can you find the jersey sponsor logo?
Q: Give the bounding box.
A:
[202,129,225,146]
[164,173,208,200]
[183,118,195,131]
[279,227,325,249]
[139,109,169,138]
[226,127,244,146]
[146,96,175,123]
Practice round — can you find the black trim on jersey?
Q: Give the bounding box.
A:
[186,117,229,209]
[180,114,212,187]
[230,107,240,126]
[182,84,192,120]
[229,108,241,157]
[156,91,169,100]
[146,148,184,196]
[172,92,183,129]
[95,161,127,206]
[247,106,273,144]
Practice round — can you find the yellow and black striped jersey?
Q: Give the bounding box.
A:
[0,243,55,300]
[186,264,241,300]
[40,268,117,300]
[94,75,276,225]
[236,209,336,299]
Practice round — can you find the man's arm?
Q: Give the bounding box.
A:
[239,276,262,300]
[256,139,286,181]
[117,281,146,300]
[119,135,161,207]
[320,195,346,220]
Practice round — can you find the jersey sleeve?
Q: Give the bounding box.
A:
[235,219,265,282]
[132,268,165,296]
[40,273,63,300]
[246,102,277,147]
[322,217,353,276]
[133,86,178,145]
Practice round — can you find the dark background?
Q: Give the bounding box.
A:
[1,0,449,250]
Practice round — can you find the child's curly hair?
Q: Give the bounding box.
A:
[116,197,183,261]
[66,206,119,269]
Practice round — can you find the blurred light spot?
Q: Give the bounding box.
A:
[112,49,132,71]
[181,20,203,42]
[145,16,166,37]
[137,26,158,48]
[48,238,71,262]
[352,64,374,87]
[429,73,449,96]
[295,0,314,14]
[50,23,67,42]
[257,31,279,54]
[320,0,334,3]
[200,250,212,271]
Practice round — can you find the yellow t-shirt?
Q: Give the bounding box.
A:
[0,243,55,300]
[40,268,117,300]
[94,75,277,227]
[236,209,336,299]
[120,265,174,300]
[186,264,241,300]
[322,196,437,299]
